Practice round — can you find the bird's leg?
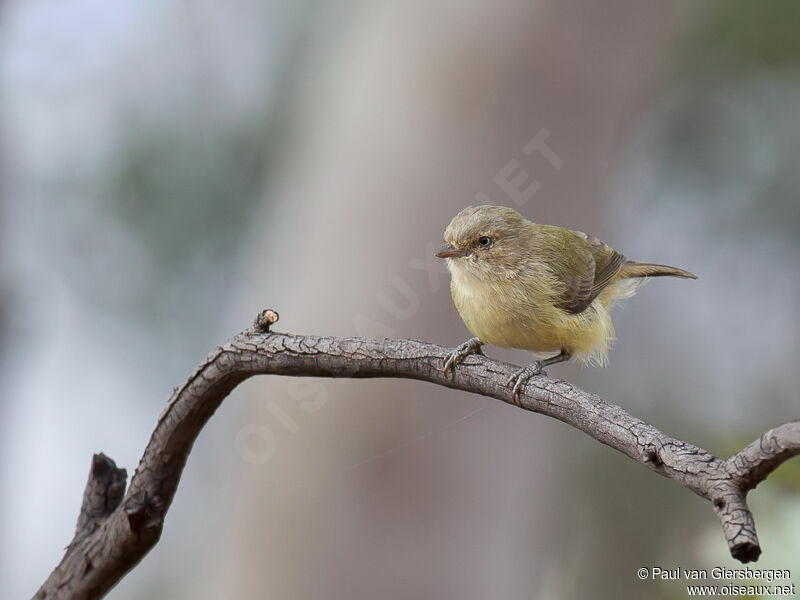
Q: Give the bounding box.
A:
[506,350,571,400]
[542,350,571,369]
[442,337,484,376]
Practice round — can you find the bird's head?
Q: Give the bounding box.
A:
[436,205,530,278]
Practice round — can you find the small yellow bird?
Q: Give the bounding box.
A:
[436,205,697,398]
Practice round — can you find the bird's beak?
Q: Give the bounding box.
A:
[435,243,469,259]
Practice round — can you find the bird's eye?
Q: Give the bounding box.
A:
[478,236,492,247]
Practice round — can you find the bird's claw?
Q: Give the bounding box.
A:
[442,337,483,376]
[506,361,546,401]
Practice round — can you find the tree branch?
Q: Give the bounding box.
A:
[36,309,800,599]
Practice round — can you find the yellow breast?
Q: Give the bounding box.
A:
[448,259,559,353]
[446,258,618,364]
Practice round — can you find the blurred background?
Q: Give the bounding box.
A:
[2,0,799,598]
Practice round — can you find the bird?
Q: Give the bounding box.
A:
[435,205,697,399]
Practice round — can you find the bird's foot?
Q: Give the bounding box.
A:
[443,337,483,376]
[506,361,546,401]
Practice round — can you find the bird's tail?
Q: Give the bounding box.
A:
[618,261,698,280]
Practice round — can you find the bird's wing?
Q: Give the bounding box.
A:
[553,231,626,314]
[585,233,627,297]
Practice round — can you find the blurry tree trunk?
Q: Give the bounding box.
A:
[231,1,679,598]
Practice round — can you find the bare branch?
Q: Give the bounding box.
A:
[728,422,800,491]
[36,311,800,599]
[74,454,127,540]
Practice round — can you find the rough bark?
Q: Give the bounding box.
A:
[36,310,800,599]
